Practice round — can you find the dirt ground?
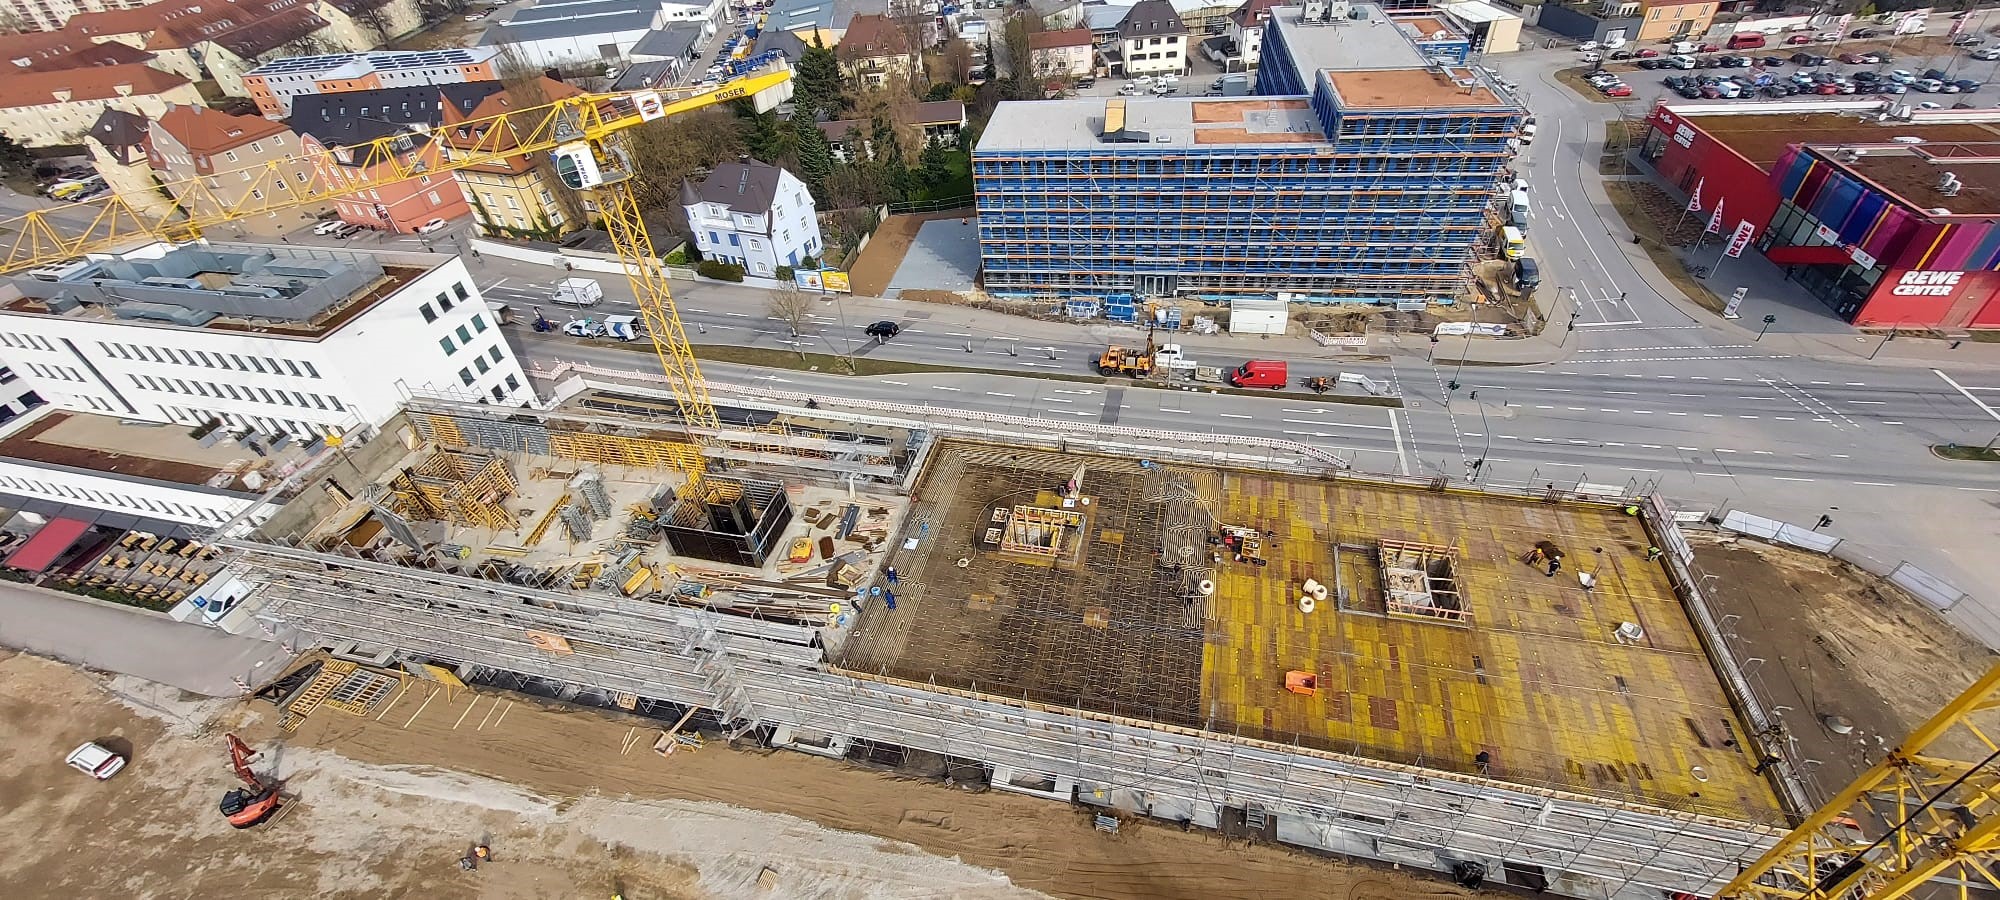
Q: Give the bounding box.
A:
[1692,533,1998,804]
[0,649,1472,900]
[846,208,975,298]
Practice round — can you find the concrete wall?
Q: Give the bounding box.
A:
[1537,5,1639,42]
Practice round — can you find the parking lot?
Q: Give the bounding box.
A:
[1571,31,2000,107]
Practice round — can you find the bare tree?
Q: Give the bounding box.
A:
[345,0,399,43]
[767,283,814,360]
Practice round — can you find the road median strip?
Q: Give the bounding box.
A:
[561,337,1406,407]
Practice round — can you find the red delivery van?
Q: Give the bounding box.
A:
[1726,33,1766,50]
[1227,359,1288,388]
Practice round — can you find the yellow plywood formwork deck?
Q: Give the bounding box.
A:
[849,441,1781,821]
[1200,478,1781,821]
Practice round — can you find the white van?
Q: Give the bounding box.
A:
[1520,120,1537,145]
[1509,189,1531,226]
[1669,40,1696,55]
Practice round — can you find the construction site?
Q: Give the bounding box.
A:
[216,374,1791,900]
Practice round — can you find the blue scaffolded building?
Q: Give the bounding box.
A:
[973,2,1524,305]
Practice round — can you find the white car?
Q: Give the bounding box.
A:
[1580,52,1602,63]
[311,219,347,235]
[464,11,486,19]
[415,218,449,234]
[66,742,125,780]
[1578,41,1599,52]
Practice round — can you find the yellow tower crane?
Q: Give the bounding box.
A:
[0,68,795,480]
[1720,662,2000,900]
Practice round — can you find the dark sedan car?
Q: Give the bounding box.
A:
[865,321,901,339]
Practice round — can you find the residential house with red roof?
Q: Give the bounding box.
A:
[438,77,590,241]
[291,83,502,233]
[147,103,324,219]
[0,63,200,146]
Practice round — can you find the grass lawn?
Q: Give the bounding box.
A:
[911,156,974,204]
[1603,181,1728,314]
[1935,443,2000,463]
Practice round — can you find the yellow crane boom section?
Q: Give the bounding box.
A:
[0,66,794,461]
[0,68,792,274]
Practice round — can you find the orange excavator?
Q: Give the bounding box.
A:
[220,733,286,829]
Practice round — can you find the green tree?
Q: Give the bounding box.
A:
[919,136,952,188]
[0,132,33,177]
[1001,15,1041,100]
[742,108,799,166]
[924,82,958,102]
[793,36,846,118]
[791,115,835,202]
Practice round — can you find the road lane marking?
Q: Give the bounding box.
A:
[935,386,961,392]
[881,380,908,386]
[985,392,1016,398]
[1854,481,1895,486]
[1849,400,1886,404]
[1772,477,1816,482]
[1219,412,1252,419]
[1044,397,1072,403]
[1388,410,1411,476]
[1935,369,2000,422]
[1279,418,1391,430]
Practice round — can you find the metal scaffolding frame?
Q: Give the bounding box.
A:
[222,394,1791,900]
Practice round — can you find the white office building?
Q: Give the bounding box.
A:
[0,361,47,433]
[477,0,726,69]
[681,160,824,277]
[0,242,531,440]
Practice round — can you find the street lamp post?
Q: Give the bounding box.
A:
[1558,288,1581,348]
[1869,324,1899,359]
[1448,331,1472,392]
[1469,390,1494,480]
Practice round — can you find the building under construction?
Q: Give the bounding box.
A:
[224,378,1793,898]
[973,2,1523,305]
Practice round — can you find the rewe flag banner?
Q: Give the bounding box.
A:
[1706,197,1725,234]
[1687,178,1704,212]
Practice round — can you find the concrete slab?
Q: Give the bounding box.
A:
[885,218,981,297]
[0,582,293,696]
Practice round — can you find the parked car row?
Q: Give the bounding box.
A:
[1583,70,1632,97]
[1662,68,1983,101]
